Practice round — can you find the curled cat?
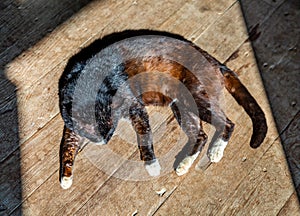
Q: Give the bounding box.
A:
[58,30,267,189]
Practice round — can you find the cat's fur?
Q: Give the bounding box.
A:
[58,30,267,189]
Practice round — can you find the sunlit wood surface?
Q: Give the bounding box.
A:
[0,0,299,215]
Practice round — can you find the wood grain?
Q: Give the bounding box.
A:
[0,0,298,215]
[194,2,247,63]
[0,0,91,66]
[151,44,286,215]
[241,0,300,200]
[281,112,300,191]
[278,190,300,216]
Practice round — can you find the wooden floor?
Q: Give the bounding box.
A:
[0,0,299,215]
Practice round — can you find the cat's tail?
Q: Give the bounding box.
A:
[220,65,267,148]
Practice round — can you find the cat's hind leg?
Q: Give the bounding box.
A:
[206,115,235,163]
[170,101,208,176]
[129,103,161,177]
[175,128,208,176]
[59,127,81,189]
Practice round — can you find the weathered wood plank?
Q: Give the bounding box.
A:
[19,115,64,198]
[154,141,292,215]
[240,0,284,31]
[0,114,62,214]
[152,80,284,214]
[241,0,300,201]
[13,1,241,213]
[2,1,125,99]
[14,108,176,215]
[16,64,63,145]
[0,0,129,162]
[6,1,196,213]
[74,173,183,216]
[216,139,294,215]
[193,1,248,63]
[1,0,240,162]
[0,148,22,215]
[18,146,109,216]
[244,0,300,133]
[281,111,300,191]
[262,0,285,7]
[150,33,296,214]
[277,190,300,216]
[1,0,237,158]
[72,2,260,214]
[2,0,191,161]
[9,123,126,215]
[1,0,184,160]
[3,0,127,97]
[0,0,91,66]
[158,0,236,39]
[153,104,291,215]
[1,0,298,215]
[73,37,277,215]
[1,0,235,184]
[1,0,187,159]
[73,112,184,215]
[0,91,19,162]
[74,123,213,216]
[5,0,185,92]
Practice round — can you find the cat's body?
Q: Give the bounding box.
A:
[59,30,267,189]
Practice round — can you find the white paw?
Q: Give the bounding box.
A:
[207,139,228,162]
[93,139,107,145]
[60,176,73,189]
[145,160,161,177]
[176,152,200,176]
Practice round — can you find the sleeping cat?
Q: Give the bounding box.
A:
[58,30,267,189]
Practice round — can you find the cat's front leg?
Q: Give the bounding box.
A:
[59,127,81,189]
[129,104,161,177]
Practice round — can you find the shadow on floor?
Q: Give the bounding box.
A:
[239,0,300,199]
[0,0,92,214]
[0,66,21,215]
[0,0,92,66]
